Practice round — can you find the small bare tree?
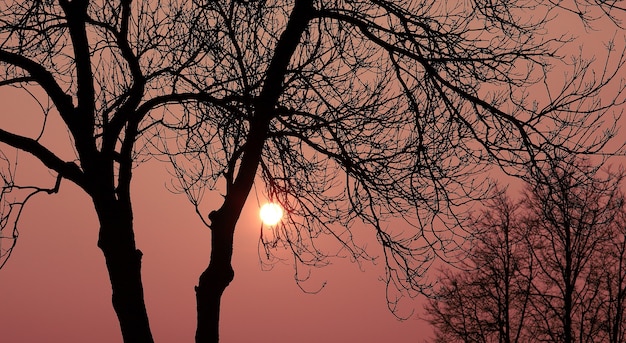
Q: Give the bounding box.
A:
[601,207,626,343]
[523,159,625,343]
[425,190,535,343]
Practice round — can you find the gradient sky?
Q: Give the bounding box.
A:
[0,156,432,342]
[0,4,624,343]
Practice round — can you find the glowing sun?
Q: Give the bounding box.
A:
[259,203,283,226]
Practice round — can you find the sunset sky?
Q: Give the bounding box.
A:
[0,1,625,343]
[0,157,432,342]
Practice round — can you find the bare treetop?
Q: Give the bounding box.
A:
[154,0,625,297]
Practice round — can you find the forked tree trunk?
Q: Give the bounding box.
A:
[95,196,154,343]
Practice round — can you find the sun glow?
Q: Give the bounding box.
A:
[259,203,283,226]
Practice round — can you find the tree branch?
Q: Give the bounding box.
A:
[0,128,85,189]
[0,50,74,117]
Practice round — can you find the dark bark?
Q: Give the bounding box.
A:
[195,210,236,343]
[194,119,267,343]
[194,1,314,342]
[95,194,154,343]
[564,224,573,343]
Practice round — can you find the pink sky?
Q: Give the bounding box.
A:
[0,156,433,342]
[0,4,624,343]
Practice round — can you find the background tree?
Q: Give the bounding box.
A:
[524,160,625,343]
[424,158,626,343]
[424,189,535,343]
[0,1,624,343]
[600,203,626,343]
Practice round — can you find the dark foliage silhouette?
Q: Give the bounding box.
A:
[0,1,624,342]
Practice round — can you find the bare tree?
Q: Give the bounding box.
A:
[601,206,626,343]
[157,0,625,342]
[424,159,626,343]
[523,159,625,343]
[424,189,535,343]
[0,1,231,342]
[1,1,625,343]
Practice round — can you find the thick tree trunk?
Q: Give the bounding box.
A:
[193,2,314,341]
[195,211,236,343]
[95,197,154,343]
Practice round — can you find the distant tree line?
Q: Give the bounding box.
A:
[425,157,626,343]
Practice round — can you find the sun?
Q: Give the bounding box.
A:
[259,202,283,226]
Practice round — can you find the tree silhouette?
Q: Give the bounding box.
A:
[524,160,625,342]
[0,1,223,342]
[424,189,535,343]
[425,158,626,342]
[601,206,626,343]
[163,1,625,342]
[0,1,624,343]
